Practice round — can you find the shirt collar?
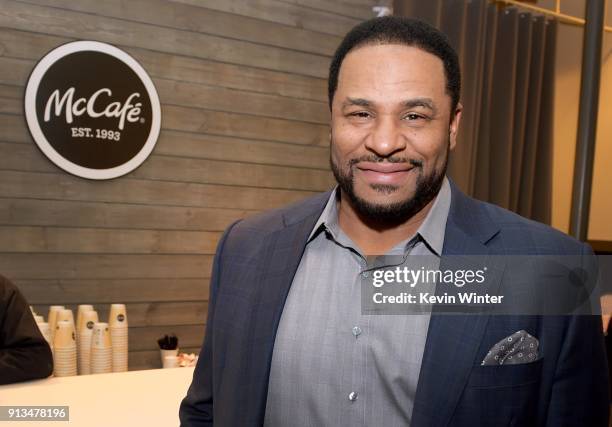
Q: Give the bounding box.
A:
[416,176,451,256]
[307,176,451,256]
[307,187,341,242]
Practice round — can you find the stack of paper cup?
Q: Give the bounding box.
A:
[109,304,128,372]
[91,322,112,374]
[47,306,65,341]
[76,305,94,342]
[37,322,52,346]
[56,309,75,331]
[75,304,94,372]
[53,320,77,377]
[78,310,99,375]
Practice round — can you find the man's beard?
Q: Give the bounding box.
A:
[330,141,449,227]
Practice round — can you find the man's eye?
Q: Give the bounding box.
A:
[349,111,371,118]
[404,113,425,121]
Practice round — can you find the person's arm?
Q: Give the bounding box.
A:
[544,243,610,426]
[179,220,241,426]
[0,276,53,385]
[544,314,610,426]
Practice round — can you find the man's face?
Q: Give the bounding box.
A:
[330,43,461,223]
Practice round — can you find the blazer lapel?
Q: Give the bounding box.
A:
[411,184,504,427]
[246,193,330,424]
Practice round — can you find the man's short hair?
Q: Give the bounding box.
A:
[328,16,461,112]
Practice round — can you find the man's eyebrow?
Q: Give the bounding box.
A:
[342,97,373,108]
[342,97,438,114]
[403,98,437,113]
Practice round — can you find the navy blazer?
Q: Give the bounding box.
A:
[180,181,610,426]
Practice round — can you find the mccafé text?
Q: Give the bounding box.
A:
[43,87,143,130]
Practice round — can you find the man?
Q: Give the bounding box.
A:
[0,275,53,385]
[180,17,609,426]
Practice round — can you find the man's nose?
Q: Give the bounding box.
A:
[364,116,406,157]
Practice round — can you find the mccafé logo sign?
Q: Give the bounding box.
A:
[25,41,161,180]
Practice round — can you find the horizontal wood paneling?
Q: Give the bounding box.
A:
[0,32,328,102]
[0,198,252,231]
[278,0,375,20]
[19,278,211,304]
[0,75,329,123]
[0,83,20,98]
[154,131,330,169]
[0,1,330,78]
[0,142,334,191]
[0,226,221,254]
[154,78,329,124]
[0,100,330,146]
[0,112,330,169]
[170,0,364,36]
[0,0,348,369]
[0,254,213,279]
[0,170,318,210]
[161,104,329,146]
[22,0,342,55]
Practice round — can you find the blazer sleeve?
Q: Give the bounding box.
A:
[179,220,241,427]
[0,276,53,385]
[544,243,610,426]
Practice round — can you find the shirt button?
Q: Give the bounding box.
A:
[352,326,362,337]
[348,392,358,402]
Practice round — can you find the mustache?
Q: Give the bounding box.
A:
[347,155,423,168]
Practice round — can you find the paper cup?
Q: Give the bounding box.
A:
[90,323,112,374]
[90,347,112,375]
[91,323,111,349]
[163,356,179,369]
[76,305,94,331]
[47,306,65,340]
[79,311,99,334]
[109,304,128,328]
[53,320,76,349]
[78,311,99,375]
[56,309,75,332]
[108,305,128,372]
[160,348,178,365]
[53,321,77,377]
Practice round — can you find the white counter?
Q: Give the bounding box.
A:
[0,367,195,426]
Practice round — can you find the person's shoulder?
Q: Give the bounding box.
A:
[0,274,16,291]
[475,199,586,255]
[221,191,331,247]
[0,275,19,303]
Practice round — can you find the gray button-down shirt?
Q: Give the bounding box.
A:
[264,177,451,427]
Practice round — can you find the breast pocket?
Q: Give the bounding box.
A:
[451,359,544,427]
[467,357,544,388]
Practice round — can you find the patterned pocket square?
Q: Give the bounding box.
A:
[481,330,539,365]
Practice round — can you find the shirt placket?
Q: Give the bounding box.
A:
[341,250,366,426]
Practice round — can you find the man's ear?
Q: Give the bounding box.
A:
[449,102,463,151]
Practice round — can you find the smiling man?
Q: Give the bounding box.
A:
[180,17,609,427]
[328,40,459,255]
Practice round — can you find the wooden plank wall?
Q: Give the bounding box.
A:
[0,0,375,370]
